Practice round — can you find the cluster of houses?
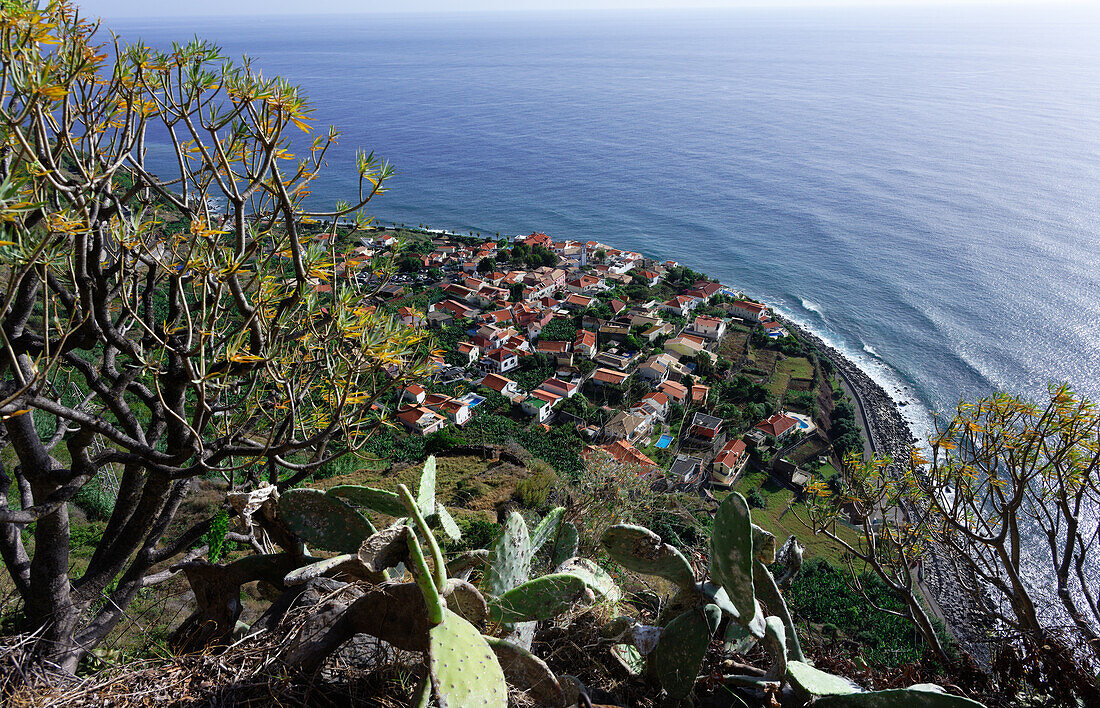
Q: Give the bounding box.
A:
[346,230,802,489]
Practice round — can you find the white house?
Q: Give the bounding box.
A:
[539,377,580,399]
[424,394,471,427]
[396,406,446,436]
[401,383,427,406]
[480,373,521,399]
[664,334,706,358]
[661,295,698,318]
[712,439,748,486]
[688,315,727,340]
[521,389,560,423]
[481,348,519,374]
[730,300,768,323]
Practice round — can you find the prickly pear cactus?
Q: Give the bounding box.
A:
[600,524,695,591]
[814,684,987,707]
[446,549,489,580]
[555,557,622,602]
[282,554,380,586]
[443,578,489,628]
[530,506,565,553]
[647,607,715,700]
[406,527,444,625]
[700,580,738,617]
[357,525,410,573]
[785,660,861,697]
[549,521,579,568]
[485,635,566,708]
[488,573,592,624]
[483,511,532,598]
[278,488,377,553]
[724,619,758,655]
[611,643,645,676]
[710,492,755,622]
[435,501,462,541]
[752,523,776,563]
[754,558,805,661]
[763,615,788,680]
[429,608,508,708]
[787,661,985,706]
[417,455,437,516]
[326,484,406,517]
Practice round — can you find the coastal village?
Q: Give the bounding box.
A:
[333,226,864,498]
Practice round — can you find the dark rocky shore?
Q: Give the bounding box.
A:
[780,317,991,662]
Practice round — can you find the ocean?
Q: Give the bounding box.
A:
[109,4,1100,443]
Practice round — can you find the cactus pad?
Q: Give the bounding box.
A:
[488,573,592,624]
[326,484,405,518]
[358,525,410,573]
[752,523,776,563]
[710,492,755,622]
[530,506,565,553]
[283,554,380,586]
[555,557,622,601]
[549,521,579,568]
[600,524,695,591]
[786,660,861,696]
[446,549,489,580]
[700,580,737,616]
[753,559,806,661]
[429,608,508,708]
[417,455,437,516]
[611,643,645,676]
[278,489,377,553]
[443,578,489,628]
[435,502,462,541]
[763,615,788,679]
[407,529,444,625]
[485,635,566,708]
[814,685,986,707]
[648,608,714,700]
[483,511,532,598]
[724,620,758,654]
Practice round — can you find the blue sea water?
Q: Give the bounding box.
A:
[110,4,1100,441]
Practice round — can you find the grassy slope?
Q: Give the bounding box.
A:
[721,469,860,567]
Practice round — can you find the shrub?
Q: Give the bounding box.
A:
[787,559,921,666]
[515,461,558,510]
[425,428,466,455]
[747,489,768,509]
[72,475,117,521]
[453,478,491,505]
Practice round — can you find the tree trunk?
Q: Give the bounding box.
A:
[25,479,83,673]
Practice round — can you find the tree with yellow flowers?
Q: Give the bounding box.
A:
[0,1,431,670]
[797,384,1100,694]
[916,384,1100,665]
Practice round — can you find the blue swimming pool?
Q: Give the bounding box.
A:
[655,434,674,449]
[461,394,486,408]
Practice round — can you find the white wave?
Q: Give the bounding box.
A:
[801,298,824,316]
[770,301,938,448]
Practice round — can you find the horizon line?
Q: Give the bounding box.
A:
[90,0,1094,22]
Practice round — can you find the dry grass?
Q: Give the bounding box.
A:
[312,454,533,522]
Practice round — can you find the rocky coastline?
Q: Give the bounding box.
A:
[780,317,991,662]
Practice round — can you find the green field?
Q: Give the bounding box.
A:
[722,470,859,566]
[778,356,814,380]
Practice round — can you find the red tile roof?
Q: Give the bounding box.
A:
[715,439,747,467]
[599,440,657,472]
[755,413,799,438]
[480,373,516,393]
